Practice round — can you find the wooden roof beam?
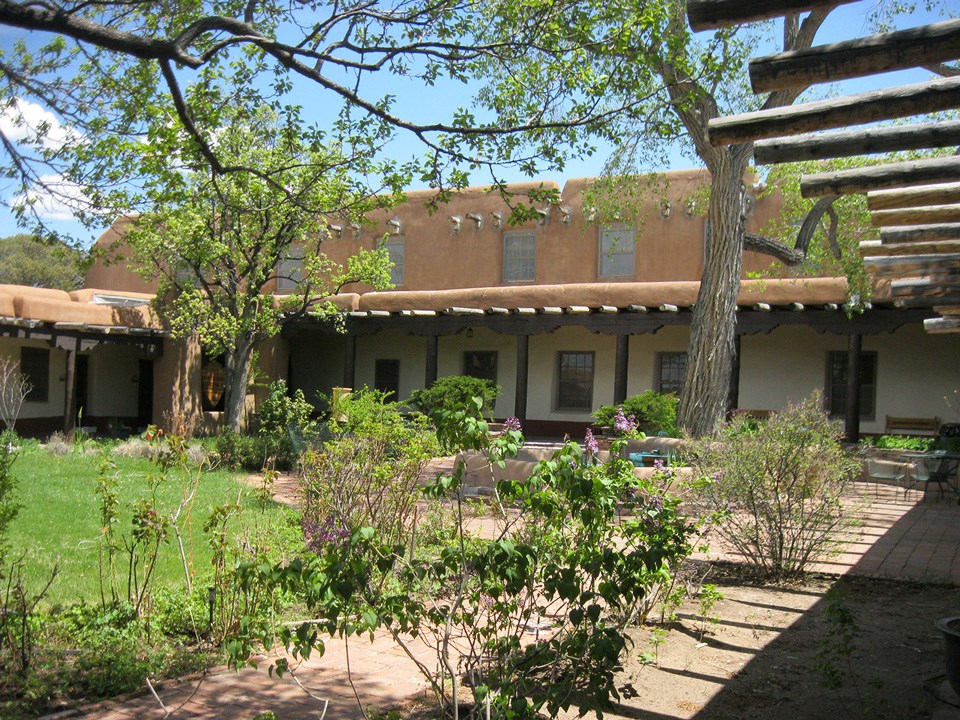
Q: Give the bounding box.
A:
[871,205,960,227]
[924,316,960,333]
[801,156,960,198]
[754,120,960,165]
[749,18,960,93]
[868,182,960,211]
[880,224,960,244]
[709,75,960,146]
[686,0,857,32]
[864,253,960,278]
[859,239,960,257]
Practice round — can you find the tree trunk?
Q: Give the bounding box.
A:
[222,336,254,433]
[677,149,751,436]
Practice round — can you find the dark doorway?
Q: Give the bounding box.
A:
[374,359,400,400]
[138,359,154,428]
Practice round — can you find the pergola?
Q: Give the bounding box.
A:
[687,0,960,334]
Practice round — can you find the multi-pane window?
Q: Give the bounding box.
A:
[826,351,877,419]
[556,351,594,411]
[384,239,405,286]
[374,359,400,400]
[20,347,49,403]
[463,351,498,384]
[276,245,304,291]
[657,352,687,395]
[503,231,536,282]
[598,226,636,278]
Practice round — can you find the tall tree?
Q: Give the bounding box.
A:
[0,233,83,289]
[597,3,891,436]
[124,107,393,430]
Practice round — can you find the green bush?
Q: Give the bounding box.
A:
[214,431,296,471]
[593,391,678,436]
[407,375,500,417]
[686,391,861,580]
[256,380,315,438]
[867,434,934,451]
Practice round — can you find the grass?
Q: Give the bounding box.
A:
[6,442,294,606]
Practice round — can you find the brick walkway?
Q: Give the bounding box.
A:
[48,477,960,720]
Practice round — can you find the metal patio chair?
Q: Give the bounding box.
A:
[902,452,960,501]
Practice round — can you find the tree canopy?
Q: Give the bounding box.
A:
[0,232,83,289]
[0,0,666,236]
[125,106,394,430]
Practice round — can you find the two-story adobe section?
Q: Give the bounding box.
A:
[56,170,960,439]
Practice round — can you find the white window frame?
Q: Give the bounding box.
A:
[277,245,304,292]
[598,225,636,278]
[502,231,537,283]
[384,238,405,287]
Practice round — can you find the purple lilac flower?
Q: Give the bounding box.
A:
[613,406,638,434]
[504,416,523,432]
[584,427,600,455]
[302,514,351,554]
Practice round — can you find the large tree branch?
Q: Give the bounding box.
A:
[743,196,841,265]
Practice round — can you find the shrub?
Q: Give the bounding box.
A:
[594,391,678,436]
[867,434,934,451]
[407,375,500,417]
[241,407,700,719]
[301,391,439,549]
[256,380,315,438]
[686,391,861,580]
[214,431,295,471]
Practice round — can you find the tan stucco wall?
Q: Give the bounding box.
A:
[153,336,202,434]
[85,171,790,296]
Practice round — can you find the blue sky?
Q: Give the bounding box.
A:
[0,1,951,247]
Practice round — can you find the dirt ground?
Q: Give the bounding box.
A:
[584,564,959,720]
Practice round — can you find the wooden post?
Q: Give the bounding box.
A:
[844,334,862,444]
[727,334,741,417]
[514,334,529,424]
[801,156,960,198]
[425,335,438,388]
[343,335,356,389]
[614,335,629,406]
[63,337,79,434]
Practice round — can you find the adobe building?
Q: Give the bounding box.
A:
[3,170,957,439]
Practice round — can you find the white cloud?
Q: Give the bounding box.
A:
[0,98,82,149]
[12,174,104,222]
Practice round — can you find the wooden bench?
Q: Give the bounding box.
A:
[884,415,940,436]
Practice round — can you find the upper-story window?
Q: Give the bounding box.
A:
[384,238,405,287]
[503,231,536,283]
[276,245,304,292]
[598,225,636,278]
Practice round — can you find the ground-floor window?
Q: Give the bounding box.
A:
[374,359,400,400]
[20,346,49,403]
[657,352,687,396]
[463,350,498,384]
[556,351,594,411]
[825,351,877,420]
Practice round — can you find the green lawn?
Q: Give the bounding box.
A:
[5,444,296,606]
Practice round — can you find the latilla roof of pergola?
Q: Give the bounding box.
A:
[687,0,960,333]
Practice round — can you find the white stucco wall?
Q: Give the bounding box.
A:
[0,338,66,420]
[436,327,517,418]
[354,332,427,403]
